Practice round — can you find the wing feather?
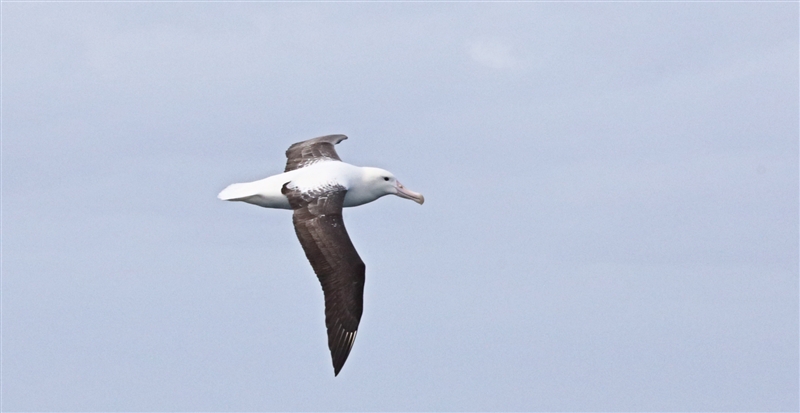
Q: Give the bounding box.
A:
[284,134,348,172]
[282,183,365,376]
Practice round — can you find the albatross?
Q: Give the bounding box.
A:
[218,134,424,376]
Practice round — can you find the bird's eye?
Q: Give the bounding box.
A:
[383,177,390,181]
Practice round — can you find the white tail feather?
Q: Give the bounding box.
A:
[218,183,257,201]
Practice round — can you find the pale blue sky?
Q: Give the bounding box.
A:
[3,2,798,411]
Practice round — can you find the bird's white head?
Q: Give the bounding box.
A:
[361,167,425,205]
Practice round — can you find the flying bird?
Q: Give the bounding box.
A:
[218,134,424,376]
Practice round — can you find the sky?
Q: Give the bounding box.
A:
[2,2,798,411]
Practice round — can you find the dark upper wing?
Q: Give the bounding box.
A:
[281,182,365,376]
[284,134,348,172]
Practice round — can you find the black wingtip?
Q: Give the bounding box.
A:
[329,134,347,143]
[332,352,347,377]
[328,328,357,377]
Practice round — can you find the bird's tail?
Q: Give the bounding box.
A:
[218,183,257,201]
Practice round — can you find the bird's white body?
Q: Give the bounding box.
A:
[218,161,418,209]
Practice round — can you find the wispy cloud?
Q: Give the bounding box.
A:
[467,40,517,69]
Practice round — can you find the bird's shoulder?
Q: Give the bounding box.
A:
[284,161,360,193]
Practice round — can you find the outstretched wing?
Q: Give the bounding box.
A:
[281,182,365,376]
[284,134,348,172]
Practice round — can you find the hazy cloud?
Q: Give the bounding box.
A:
[4,3,797,412]
[467,39,518,69]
